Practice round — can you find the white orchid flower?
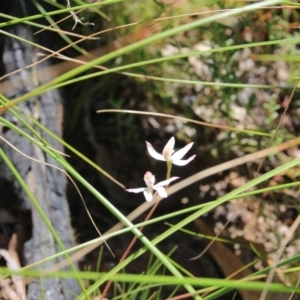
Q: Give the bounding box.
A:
[146,137,195,166]
[126,171,179,202]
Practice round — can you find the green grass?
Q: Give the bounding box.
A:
[1,0,300,299]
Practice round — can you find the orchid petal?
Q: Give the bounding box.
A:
[153,186,167,198]
[126,187,145,193]
[146,142,165,161]
[162,137,175,160]
[172,155,196,166]
[171,142,194,161]
[154,177,179,187]
[143,188,153,201]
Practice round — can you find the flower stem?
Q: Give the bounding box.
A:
[166,161,172,179]
[100,192,160,299]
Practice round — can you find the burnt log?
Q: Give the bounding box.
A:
[0,2,81,299]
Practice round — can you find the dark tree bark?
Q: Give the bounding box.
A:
[0,2,81,299]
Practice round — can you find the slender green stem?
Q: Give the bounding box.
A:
[166,161,172,180]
